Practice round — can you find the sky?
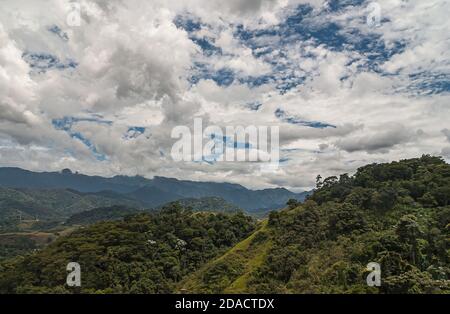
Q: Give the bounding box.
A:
[0,0,449,191]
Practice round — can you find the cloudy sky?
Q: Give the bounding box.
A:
[0,0,449,191]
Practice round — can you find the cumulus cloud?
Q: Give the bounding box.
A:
[442,129,450,143]
[335,124,415,154]
[0,0,448,190]
[442,147,450,158]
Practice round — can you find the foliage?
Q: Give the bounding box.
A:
[65,205,140,225]
[1,156,449,294]
[0,187,142,230]
[156,197,242,214]
[0,204,255,293]
[183,156,450,294]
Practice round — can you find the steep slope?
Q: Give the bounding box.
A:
[179,156,450,294]
[179,220,272,293]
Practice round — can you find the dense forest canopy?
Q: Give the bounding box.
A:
[0,206,255,293]
[181,155,450,293]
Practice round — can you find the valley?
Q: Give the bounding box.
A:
[0,156,448,293]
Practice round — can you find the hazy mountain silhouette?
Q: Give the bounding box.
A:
[0,167,309,211]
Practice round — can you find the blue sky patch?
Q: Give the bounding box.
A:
[183,2,407,94]
[48,25,69,41]
[52,117,112,161]
[246,101,263,111]
[174,15,202,32]
[22,52,77,73]
[125,126,146,140]
[275,108,336,129]
[189,63,235,87]
[406,72,450,96]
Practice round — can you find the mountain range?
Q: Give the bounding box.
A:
[1,156,448,294]
[0,167,309,213]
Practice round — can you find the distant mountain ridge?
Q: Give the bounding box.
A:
[0,167,310,211]
[65,197,242,226]
[65,205,141,226]
[0,187,142,221]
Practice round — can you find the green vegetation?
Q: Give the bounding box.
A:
[65,205,141,226]
[179,220,272,293]
[0,204,255,293]
[182,156,450,293]
[0,234,39,261]
[156,197,242,213]
[0,156,448,294]
[0,187,142,232]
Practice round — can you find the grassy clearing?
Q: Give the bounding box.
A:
[179,219,273,293]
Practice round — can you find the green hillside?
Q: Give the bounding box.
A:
[0,156,448,294]
[156,197,242,213]
[181,155,450,294]
[65,205,141,226]
[178,219,272,293]
[0,188,142,232]
[0,205,256,293]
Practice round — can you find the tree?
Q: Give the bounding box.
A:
[418,192,438,208]
[316,175,323,189]
[370,187,397,211]
[287,199,299,209]
[396,215,421,265]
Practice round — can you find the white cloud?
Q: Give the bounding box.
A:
[0,0,448,190]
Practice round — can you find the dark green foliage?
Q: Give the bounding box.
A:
[0,204,255,293]
[247,156,450,293]
[286,199,300,209]
[201,259,245,293]
[65,205,140,225]
[0,237,36,261]
[382,269,445,294]
[156,197,242,213]
[310,155,450,210]
[327,203,367,239]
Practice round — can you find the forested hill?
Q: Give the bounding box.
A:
[181,155,449,293]
[155,197,242,213]
[0,206,256,293]
[64,205,141,226]
[64,197,242,226]
[0,156,448,294]
[0,187,142,222]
